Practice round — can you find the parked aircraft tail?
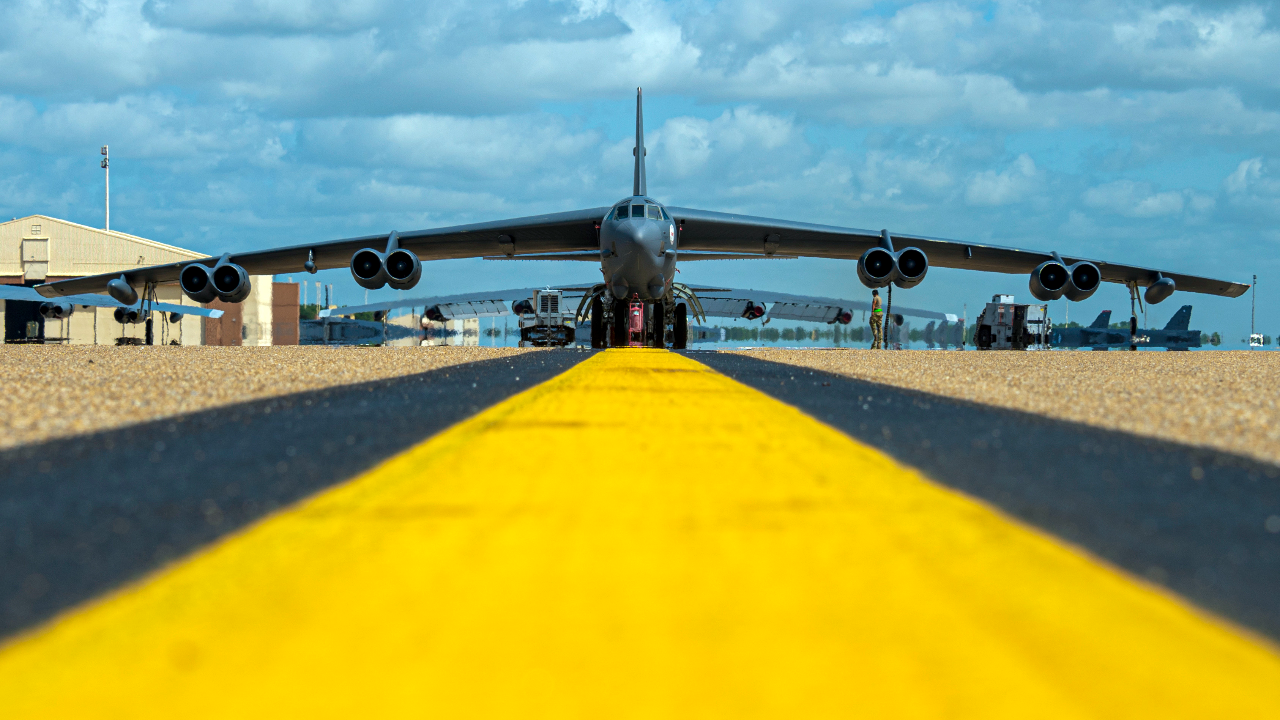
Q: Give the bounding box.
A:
[1163,305,1193,332]
[1089,310,1112,328]
[634,87,646,196]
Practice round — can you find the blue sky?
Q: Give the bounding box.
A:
[3,0,1279,341]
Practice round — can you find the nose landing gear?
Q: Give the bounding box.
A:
[574,283,700,349]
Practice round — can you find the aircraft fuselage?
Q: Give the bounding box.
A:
[598,196,678,300]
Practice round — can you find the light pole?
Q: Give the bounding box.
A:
[100,145,109,231]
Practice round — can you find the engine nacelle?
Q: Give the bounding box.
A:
[511,300,534,316]
[893,247,928,289]
[113,307,146,324]
[351,249,388,290]
[858,246,928,289]
[384,249,422,291]
[168,311,183,323]
[831,309,853,325]
[179,263,218,303]
[1145,276,1176,305]
[1064,261,1101,302]
[741,301,766,320]
[857,247,896,288]
[1029,259,1069,301]
[212,261,251,303]
[38,301,74,320]
[426,305,448,322]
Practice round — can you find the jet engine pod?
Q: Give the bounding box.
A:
[38,301,74,319]
[1029,259,1069,301]
[350,249,388,290]
[892,247,928,289]
[384,249,422,291]
[741,301,766,320]
[1064,261,1101,302]
[113,306,145,324]
[425,305,448,322]
[857,247,896,288]
[179,263,218,303]
[511,299,534,316]
[832,309,853,325]
[1144,276,1176,305]
[212,262,251,303]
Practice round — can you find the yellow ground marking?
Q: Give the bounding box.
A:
[1,349,1278,718]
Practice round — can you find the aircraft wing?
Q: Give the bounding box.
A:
[0,285,224,318]
[34,207,610,299]
[319,287,589,318]
[690,287,948,322]
[669,207,1249,298]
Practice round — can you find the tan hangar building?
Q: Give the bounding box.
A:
[0,215,296,345]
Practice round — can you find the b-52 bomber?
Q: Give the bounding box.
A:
[32,89,1249,348]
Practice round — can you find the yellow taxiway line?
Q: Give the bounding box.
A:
[1,349,1278,717]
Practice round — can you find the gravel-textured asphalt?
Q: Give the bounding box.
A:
[0,350,586,639]
[733,348,1280,467]
[695,351,1280,642]
[0,345,538,451]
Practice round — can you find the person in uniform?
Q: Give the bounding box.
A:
[870,289,883,349]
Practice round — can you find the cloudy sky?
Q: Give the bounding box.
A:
[3,0,1278,340]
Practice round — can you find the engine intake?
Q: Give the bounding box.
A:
[38,301,74,320]
[511,300,534,316]
[1065,261,1101,302]
[384,249,422,290]
[179,263,218,303]
[1029,259,1069,301]
[741,301,766,320]
[857,246,928,289]
[831,309,853,325]
[893,247,928,289]
[113,307,146,324]
[212,261,251,303]
[350,231,421,291]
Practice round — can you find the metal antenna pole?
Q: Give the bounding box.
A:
[100,145,109,231]
[1252,274,1257,346]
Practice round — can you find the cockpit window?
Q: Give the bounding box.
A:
[615,205,629,219]
[632,204,645,218]
[647,204,661,220]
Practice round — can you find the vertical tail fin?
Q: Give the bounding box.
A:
[1089,310,1111,328]
[633,87,646,197]
[1163,305,1192,331]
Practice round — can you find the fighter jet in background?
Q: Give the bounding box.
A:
[33,89,1249,349]
[1051,306,1202,350]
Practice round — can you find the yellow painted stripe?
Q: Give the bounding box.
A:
[2,349,1278,718]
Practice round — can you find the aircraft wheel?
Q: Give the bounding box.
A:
[673,303,688,349]
[651,301,665,348]
[590,296,605,348]
[612,300,628,346]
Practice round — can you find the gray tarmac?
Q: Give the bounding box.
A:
[695,352,1280,642]
[0,351,585,639]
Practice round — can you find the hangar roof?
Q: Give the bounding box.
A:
[0,215,204,284]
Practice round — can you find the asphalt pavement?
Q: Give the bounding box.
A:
[696,351,1280,642]
[0,350,586,638]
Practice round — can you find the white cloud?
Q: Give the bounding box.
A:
[1081,180,1214,219]
[965,153,1038,206]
